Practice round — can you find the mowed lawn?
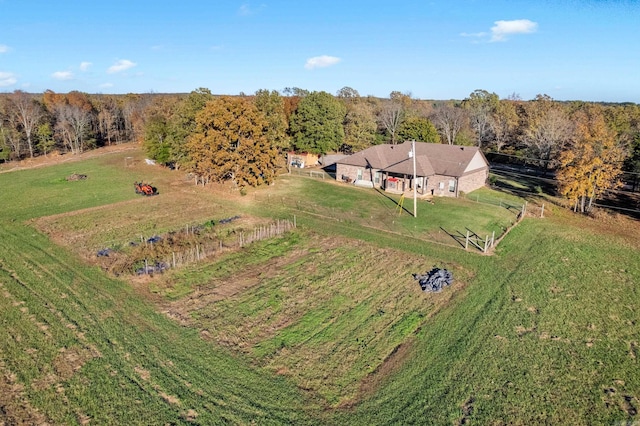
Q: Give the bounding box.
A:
[1,146,639,424]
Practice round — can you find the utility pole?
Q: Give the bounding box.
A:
[409,140,417,218]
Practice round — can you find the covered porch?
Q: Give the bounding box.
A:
[382,172,428,196]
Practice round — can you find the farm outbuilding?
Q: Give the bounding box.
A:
[287,152,319,169]
[335,141,489,197]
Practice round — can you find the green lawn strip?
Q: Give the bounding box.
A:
[0,152,158,221]
[0,222,319,424]
[248,176,523,248]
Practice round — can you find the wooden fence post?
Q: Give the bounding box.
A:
[465,230,469,250]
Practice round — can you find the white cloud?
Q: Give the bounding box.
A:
[239,3,266,16]
[304,55,341,70]
[52,71,74,80]
[79,61,92,71]
[460,32,487,38]
[107,59,137,73]
[0,44,9,53]
[0,71,17,86]
[490,19,538,42]
[99,82,114,88]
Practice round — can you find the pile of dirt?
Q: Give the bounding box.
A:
[66,173,87,181]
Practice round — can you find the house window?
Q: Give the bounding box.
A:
[449,180,456,193]
[374,172,381,185]
[357,169,363,181]
[439,182,445,190]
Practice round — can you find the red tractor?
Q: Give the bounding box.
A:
[134,181,158,196]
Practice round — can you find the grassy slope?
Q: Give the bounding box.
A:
[331,215,640,425]
[0,222,318,425]
[1,149,639,424]
[0,152,318,424]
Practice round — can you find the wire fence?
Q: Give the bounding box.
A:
[124,219,297,275]
[287,168,329,179]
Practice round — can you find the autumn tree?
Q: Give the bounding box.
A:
[186,96,281,188]
[557,104,625,213]
[170,88,214,167]
[341,99,377,153]
[289,91,346,154]
[254,89,290,150]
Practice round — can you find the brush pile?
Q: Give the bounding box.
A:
[412,268,453,292]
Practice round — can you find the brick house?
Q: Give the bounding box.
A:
[335,141,489,197]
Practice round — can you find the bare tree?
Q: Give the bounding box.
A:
[522,95,572,171]
[378,99,404,144]
[488,99,519,152]
[463,89,498,148]
[53,103,93,154]
[95,96,124,145]
[336,86,360,101]
[9,90,42,158]
[431,102,466,145]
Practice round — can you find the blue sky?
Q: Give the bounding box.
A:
[0,0,639,102]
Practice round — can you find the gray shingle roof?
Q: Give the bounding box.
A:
[338,141,486,177]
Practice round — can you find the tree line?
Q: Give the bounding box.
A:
[1,87,639,213]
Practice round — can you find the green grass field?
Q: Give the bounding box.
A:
[1,147,639,425]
